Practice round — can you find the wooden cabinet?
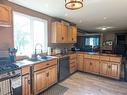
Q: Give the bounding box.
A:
[34,69,47,94]
[68,26,77,43]
[51,21,77,43]
[22,74,31,95]
[0,4,12,27]
[33,59,57,94]
[100,61,109,76]
[84,59,99,74]
[48,65,57,86]
[77,54,84,71]
[22,66,31,95]
[84,58,91,72]
[51,22,62,43]
[69,54,77,74]
[109,62,120,79]
[51,22,68,43]
[91,60,100,74]
[61,23,68,42]
[100,61,121,79]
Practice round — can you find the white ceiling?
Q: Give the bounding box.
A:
[8,0,127,32]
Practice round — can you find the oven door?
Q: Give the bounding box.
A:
[11,76,22,95]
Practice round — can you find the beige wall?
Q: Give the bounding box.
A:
[0,1,73,51]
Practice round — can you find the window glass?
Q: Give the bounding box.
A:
[13,12,48,56]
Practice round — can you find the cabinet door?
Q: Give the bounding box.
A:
[109,62,120,79]
[61,24,68,42]
[68,27,73,43]
[91,60,100,74]
[34,70,47,94]
[0,4,11,26]
[48,65,57,86]
[68,26,77,43]
[84,58,92,73]
[72,26,77,43]
[52,22,62,43]
[77,54,84,71]
[100,61,109,76]
[22,75,30,95]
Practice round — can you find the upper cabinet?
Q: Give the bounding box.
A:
[68,26,77,43]
[0,4,12,27]
[51,21,77,43]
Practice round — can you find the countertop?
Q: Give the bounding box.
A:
[15,56,58,68]
[14,51,122,68]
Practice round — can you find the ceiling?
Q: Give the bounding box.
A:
[8,0,127,32]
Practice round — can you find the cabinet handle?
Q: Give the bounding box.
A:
[62,37,64,40]
[90,62,92,65]
[72,38,73,41]
[46,64,49,65]
[108,65,111,68]
[28,80,30,84]
[47,72,49,77]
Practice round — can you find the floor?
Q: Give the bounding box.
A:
[58,72,127,95]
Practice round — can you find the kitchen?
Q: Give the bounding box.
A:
[0,0,127,95]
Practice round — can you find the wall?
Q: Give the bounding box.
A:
[0,0,73,51]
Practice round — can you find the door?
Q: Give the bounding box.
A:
[77,54,84,71]
[22,75,30,95]
[34,69,47,94]
[61,24,68,42]
[68,27,73,43]
[84,58,92,73]
[48,65,57,86]
[91,59,100,74]
[72,26,77,42]
[52,22,62,43]
[109,62,120,79]
[100,61,109,76]
[68,26,77,43]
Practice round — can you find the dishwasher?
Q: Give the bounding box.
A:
[58,56,70,81]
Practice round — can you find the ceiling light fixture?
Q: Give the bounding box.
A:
[102,27,107,31]
[65,0,83,10]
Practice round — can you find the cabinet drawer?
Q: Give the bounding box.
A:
[110,56,121,63]
[70,65,77,73]
[84,54,91,59]
[100,56,109,61]
[22,66,30,75]
[91,55,99,60]
[34,59,57,71]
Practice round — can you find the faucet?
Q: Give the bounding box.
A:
[34,43,43,58]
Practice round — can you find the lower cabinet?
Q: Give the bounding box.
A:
[84,59,99,74]
[100,61,121,79]
[77,54,84,71]
[48,65,57,86]
[34,69,48,94]
[69,54,77,74]
[22,74,31,95]
[34,65,57,95]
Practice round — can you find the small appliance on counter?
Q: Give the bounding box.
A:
[8,48,17,63]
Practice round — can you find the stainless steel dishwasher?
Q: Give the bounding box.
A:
[58,56,70,81]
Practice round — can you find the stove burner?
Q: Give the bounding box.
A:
[0,63,19,73]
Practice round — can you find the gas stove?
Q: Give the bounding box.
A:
[0,57,20,80]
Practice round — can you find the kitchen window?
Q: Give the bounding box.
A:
[13,12,48,56]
